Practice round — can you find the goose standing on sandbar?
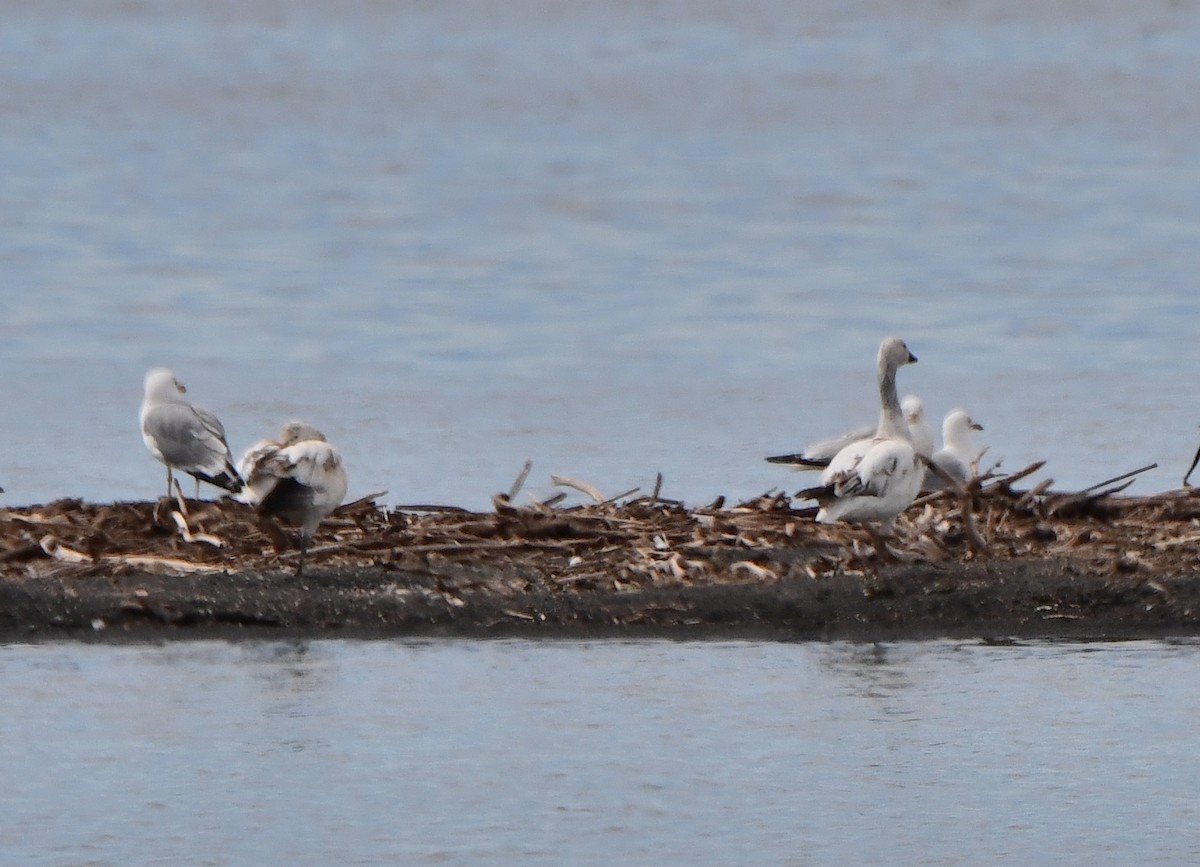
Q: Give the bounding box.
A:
[140,367,242,500]
[797,337,924,536]
[236,421,348,576]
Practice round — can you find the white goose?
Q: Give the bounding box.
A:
[798,337,924,531]
[236,421,348,576]
[925,409,984,490]
[766,394,934,469]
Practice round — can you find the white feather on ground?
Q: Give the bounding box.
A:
[237,421,348,575]
[140,367,242,500]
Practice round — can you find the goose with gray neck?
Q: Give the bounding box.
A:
[798,337,925,533]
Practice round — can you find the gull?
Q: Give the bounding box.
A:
[902,395,936,462]
[765,393,935,469]
[140,368,242,500]
[797,337,924,541]
[236,421,348,576]
[925,409,985,490]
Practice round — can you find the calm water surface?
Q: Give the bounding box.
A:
[2,1,1200,506]
[3,5,1200,863]
[1,638,1198,865]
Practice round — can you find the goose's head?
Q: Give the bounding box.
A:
[879,337,918,371]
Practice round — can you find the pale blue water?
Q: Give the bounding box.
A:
[2,0,1199,508]
[3,3,1200,862]
[1,638,1198,865]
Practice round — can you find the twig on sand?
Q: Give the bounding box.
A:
[551,474,605,504]
[335,491,388,514]
[171,511,224,547]
[957,489,990,555]
[986,461,1047,494]
[601,487,640,506]
[1044,463,1158,517]
[1074,463,1158,497]
[509,460,533,500]
[1184,440,1200,487]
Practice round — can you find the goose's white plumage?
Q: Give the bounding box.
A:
[767,395,933,469]
[800,338,924,530]
[237,421,348,575]
[775,423,877,468]
[926,409,984,490]
[140,368,242,499]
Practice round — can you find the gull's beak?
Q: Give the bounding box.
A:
[907,350,918,363]
[175,379,187,394]
[970,421,984,431]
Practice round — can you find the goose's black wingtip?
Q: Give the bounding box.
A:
[794,483,834,504]
[765,453,827,467]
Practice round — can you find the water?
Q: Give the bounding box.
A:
[3,4,1200,862]
[0,637,1197,865]
[2,1,1200,508]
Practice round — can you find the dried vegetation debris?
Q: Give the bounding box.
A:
[2,461,1200,635]
[0,461,1198,585]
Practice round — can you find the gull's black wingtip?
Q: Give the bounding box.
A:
[190,465,244,495]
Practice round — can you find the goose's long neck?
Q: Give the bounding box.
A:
[875,358,907,440]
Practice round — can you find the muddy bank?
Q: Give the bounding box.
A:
[2,470,1200,641]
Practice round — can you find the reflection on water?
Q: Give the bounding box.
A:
[1,638,1198,865]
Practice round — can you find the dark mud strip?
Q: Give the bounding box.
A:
[5,483,1200,642]
[1,560,1198,643]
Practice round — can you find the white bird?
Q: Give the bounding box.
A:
[766,394,934,468]
[236,421,348,576]
[140,368,242,500]
[798,337,924,534]
[902,395,936,461]
[925,409,985,490]
[765,422,877,469]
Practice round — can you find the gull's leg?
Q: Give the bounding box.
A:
[294,533,309,578]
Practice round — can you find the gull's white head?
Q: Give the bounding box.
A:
[944,408,983,438]
[878,337,917,370]
[901,394,925,426]
[143,367,185,398]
